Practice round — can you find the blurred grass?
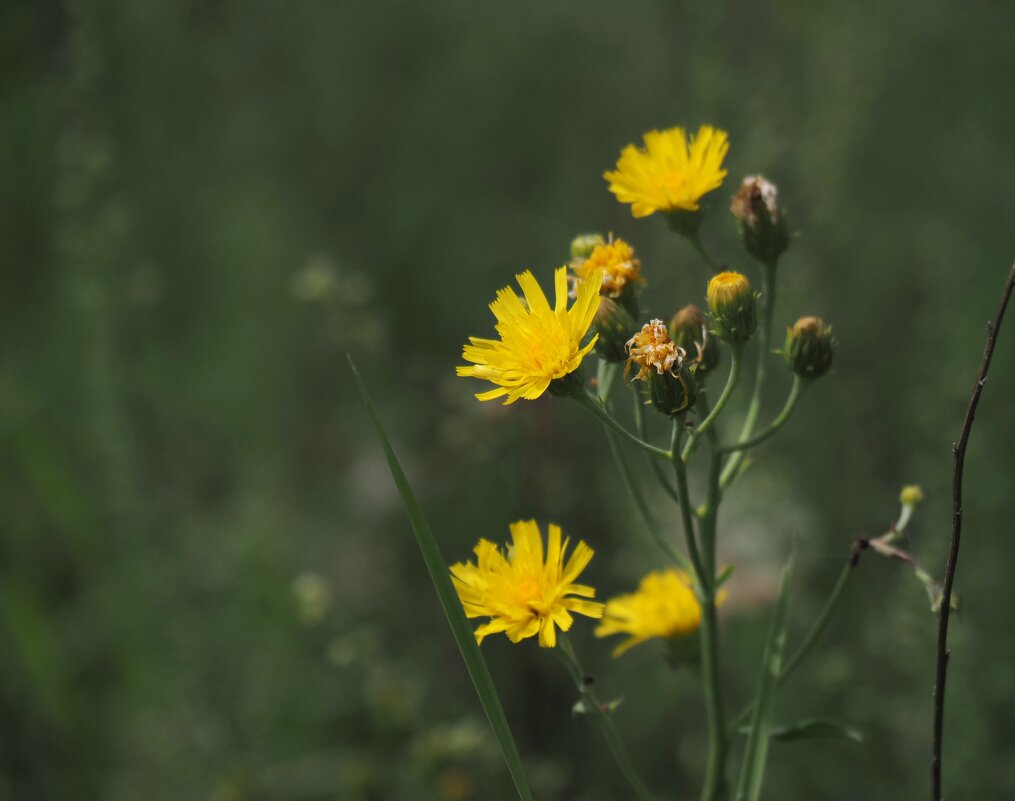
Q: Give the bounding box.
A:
[2,1,1014,799]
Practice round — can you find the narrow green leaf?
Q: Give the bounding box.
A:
[768,718,863,744]
[734,552,796,801]
[716,564,736,588]
[738,718,863,744]
[348,357,534,801]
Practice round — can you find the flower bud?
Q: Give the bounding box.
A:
[626,320,698,417]
[900,485,925,507]
[570,233,605,261]
[706,271,757,344]
[783,316,836,379]
[730,175,790,263]
[592,296,638,363]
[669,304,720,375]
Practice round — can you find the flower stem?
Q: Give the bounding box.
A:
[720,259,777,487]
[697,450,728,801]
[632,383,682,504]
[718,376,806,456]
[556,636,658,801]
[683,348,743,462]
[603,425,689,570]
[577,391,673,461]
[669,424,707,587]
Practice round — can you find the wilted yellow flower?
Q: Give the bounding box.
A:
[604,125,730,218]
[450,520,604,648]
[625,319,685,381]
[457,267,601,404]
[572,237,644,298]
[595,569,702,657]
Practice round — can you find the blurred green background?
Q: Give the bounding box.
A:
[3,1,1014,799]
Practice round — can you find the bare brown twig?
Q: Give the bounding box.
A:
[932,261,1015,801]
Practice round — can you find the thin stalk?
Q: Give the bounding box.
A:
[577,391,672,461]
[670,423,727,801]
[683,349,743,462]
[632,382,682,503]
[669,424,707,587]
[556,636,658,801]
[720,260,777,487]
[719,377,806,456]
[697,447,728,800]
[603,426,689,570]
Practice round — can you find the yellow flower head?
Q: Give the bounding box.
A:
[605,125,730,218]
[450,520,604,648]
[625,319,686,381]
[595,569,702,657]
[706,271,753,314]
[457,267,602,404]
[572,237,644,298]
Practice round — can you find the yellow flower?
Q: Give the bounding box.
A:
[457,267,602,404]
[604,125,730,218]
[450,520,604,648]
[572,237,644,298]
[595,569,702,657]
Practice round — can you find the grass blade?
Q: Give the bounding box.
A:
[348,357,534,801]
[734,552,796,801]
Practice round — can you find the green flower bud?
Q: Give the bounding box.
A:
[570,233,605,261]
[669,304,720,375]
[730,176,790,264]
[900,485,925,507]
[593,296,638,363]
[645,365,698,418]
[783,316,836,379]
[706,271,757,344]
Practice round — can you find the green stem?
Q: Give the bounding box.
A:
[719,377,806,455]
[556,636,658,801]
[669,424,707,587]
[720,260,777,487]
[577,391,672,461]
[632,382,682,504]
[728,557,855,735]
[683,349,743,462]
[603,426,689,570]
[597,359,620,402]
[697,449,728,800]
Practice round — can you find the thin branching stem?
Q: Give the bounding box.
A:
[683,348,743,462]
[577,390,672,461]
[932,261,1015,801]
[720,260,777,487]
[719,376,806,455]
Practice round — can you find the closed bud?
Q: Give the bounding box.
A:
[593,297,638,363]
[730,175,790,263]
[626,320,698,417]
[900,485,925,507]
[706,271,757,344]
[669,304,720,375]
[570,233,606,261]
[784,316,836,379]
